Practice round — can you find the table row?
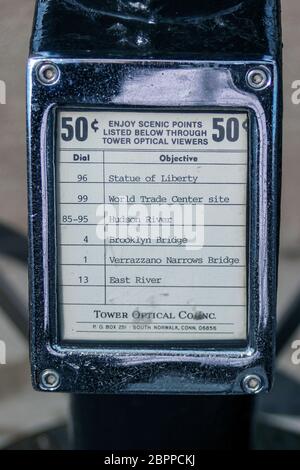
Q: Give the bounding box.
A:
[58,264,246,288]
[58,224,247,246]
[59,285,247,306]
[57,204,246,226]
[57,183,247,205]
[58,150,247,165]
[58,245,245,265]
[57,161,247,183]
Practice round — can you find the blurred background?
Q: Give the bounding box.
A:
[0,0,299,449]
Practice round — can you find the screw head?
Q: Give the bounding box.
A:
[246,68,271,90]
[242,374,264,394]
[36,62,60,85]
[40,369,61,391]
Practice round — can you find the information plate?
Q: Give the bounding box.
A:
[56,110,248,342]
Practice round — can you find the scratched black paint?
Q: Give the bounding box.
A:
[31,0,281,58]
[27,0,282,394]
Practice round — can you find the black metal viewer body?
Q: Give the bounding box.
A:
[27,0,282,397]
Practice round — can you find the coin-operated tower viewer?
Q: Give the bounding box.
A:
[27,0,282,449]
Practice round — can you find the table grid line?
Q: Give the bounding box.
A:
[57,136,247,328]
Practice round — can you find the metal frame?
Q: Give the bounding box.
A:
[27,58,280,394]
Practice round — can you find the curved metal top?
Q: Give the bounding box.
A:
[30,0,281,59]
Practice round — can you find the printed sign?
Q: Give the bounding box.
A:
[56,110,248,342]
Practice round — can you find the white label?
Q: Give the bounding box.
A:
[56,110,248,342]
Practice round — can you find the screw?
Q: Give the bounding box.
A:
[246,67,271,90]
[40,369,61,390]
[36,62,60,85]
[242,374,264,394]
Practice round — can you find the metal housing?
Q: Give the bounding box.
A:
[27,0,282,394]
